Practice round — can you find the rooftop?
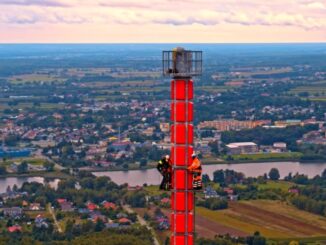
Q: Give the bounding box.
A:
[226,142,257,148]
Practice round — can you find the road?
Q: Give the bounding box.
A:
[48,203,63,233]
[122,204,160,245]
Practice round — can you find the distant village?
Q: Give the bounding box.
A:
[0,97,325,174]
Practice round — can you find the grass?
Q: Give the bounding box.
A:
[144,185,163,196]
[291,87,326,94]
[309,97,326,102]
[257,180,293,192]
[1,157,46,166]
[24,158,47,165]
[58,213,82,232]
[234,67,293,77]
[0,102,65,110]
[0,170,71,179]
[224,152,302,162]
[271,236,326,245]
[197,86,233,92]
[9,74,65,84]
[313,80,326,85]
[289,81,326,101]
[25,210,52,220]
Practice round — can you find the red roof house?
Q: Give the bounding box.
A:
[87,202,98,211]
[57,198,67,204]
[118,218,131,225]
[8,225,22,233]
[102,201,117,210]
[161,198,170,204]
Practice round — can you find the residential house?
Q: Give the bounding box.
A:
[29,203,41,211]
[116,212,128,219]
[105,223,119,229]
[78,208,90,214]
[204,186,220,199]
[288,188,300,195]
[8,225,22,233]
[59,201,74,212]
[156,216,169,230]
[118,218,131,226]
[89,212,107,223]
[160,198,170,205]
[223,187,234,195]
[228,194,239,201]
[87,202,98,212]
[35,214,49,228]
[3,207,23,219]
[102,201,117,210]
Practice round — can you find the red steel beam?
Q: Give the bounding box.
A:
[170,79,194,245]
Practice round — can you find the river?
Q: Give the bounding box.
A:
[93,161,326,186]
[1,162,325,191]
[0,177,60,193]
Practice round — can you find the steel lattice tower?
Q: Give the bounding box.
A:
[163,48,202,245]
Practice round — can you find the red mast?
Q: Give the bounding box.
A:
[163,48,202,245]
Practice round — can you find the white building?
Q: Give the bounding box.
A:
[226,142,258,155]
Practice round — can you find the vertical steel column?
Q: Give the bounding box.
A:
[170,79,194,245]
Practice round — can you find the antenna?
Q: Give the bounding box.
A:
[163,47,202,245]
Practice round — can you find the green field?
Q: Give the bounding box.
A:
[258,180,294,192]
[290,81,326,101]
[223,152,302,162]
[144,185,163,196]
[9,73,65,84]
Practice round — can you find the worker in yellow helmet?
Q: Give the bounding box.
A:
[157,155,172,190]
[188,153,203,190]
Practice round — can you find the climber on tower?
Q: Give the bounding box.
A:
[157,155,172,190]
[188,153,203,190]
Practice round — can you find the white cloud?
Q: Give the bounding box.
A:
[0,0,325,31]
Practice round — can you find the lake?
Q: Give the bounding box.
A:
[93,161,326,186]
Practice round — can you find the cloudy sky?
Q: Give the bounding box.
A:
[0,0,325,43]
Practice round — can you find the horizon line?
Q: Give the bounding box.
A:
[1,42,326,45]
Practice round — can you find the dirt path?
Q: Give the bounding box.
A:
[48,203,62,233]
[123,204,160,245]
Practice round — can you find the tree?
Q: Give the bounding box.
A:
[6,219,13,227]
[126,191,146,208]
[81,220,94,233]
[140,159,147,168]
[213,170,225,184]
[268,168,280,180]
[43,161,55,171]
[18,161,28,173]
[208,140,219,155]
[246,231,266,245]
[322,169,326,179]
[202,174,211,184]
[94,219,105,232]
[0,166,7,175]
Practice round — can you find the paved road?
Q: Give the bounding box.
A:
[123,204,160,245]
[48,203,63,233]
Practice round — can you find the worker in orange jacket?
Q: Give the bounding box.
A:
[188,153,203,190]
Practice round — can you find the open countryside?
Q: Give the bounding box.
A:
[0,43,325,244]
